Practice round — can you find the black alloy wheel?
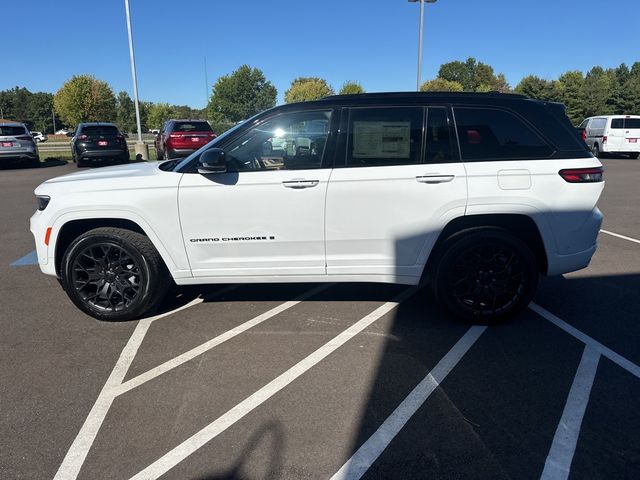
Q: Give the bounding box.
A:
[433,229,538,324]
[61,227,169,321]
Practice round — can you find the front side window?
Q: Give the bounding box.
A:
[454,107,553,161]
[222,110,332,171]
[346,107,423,167]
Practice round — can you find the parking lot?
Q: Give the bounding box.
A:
[1,159,639,479]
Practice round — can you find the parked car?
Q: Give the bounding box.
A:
[55,128,71,135]
[579,115,640,158]
[69,123,130,168]
[155,120,216,160]
[30,131,48,143]
[1,122,40,167]
[31,92,603,323]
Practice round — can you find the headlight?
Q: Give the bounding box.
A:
[36,195,50,211]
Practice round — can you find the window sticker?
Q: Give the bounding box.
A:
[353,121,411,159]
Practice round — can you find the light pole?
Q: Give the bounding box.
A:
[124,0,148,160]
[408,0,438,91]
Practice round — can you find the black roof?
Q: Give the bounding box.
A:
[321,91,527,102]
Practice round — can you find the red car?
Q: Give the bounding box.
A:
[155,120,216,160]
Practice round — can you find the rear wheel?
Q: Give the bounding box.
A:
[156,145,163,160]
[61,227,170,321]
[432,229,538,324]
[592,144,600,158]
[164,147,172,160]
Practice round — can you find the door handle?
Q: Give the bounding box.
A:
[416,175,455,184]
[282,179,320,189]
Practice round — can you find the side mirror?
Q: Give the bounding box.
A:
[198,148,227,174]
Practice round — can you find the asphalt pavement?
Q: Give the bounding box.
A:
[1,157,639,480]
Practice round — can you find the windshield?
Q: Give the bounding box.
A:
[173,119,250,172]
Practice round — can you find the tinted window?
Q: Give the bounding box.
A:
[454,107,553,160]
[0,125,27,136]
[590,118,607,129]
[223,110,331,171]
[610,119,624,129]
[625,118,640,129]
[173,121,212,133]
[425,107,456,163]
[82,125,119,136]
[579,119,589,128]
[347,107,423,167]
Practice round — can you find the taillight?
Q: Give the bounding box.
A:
[581,130,587,141]
[169,133,183,139]
[77,134,88,140]
[602,135,608,144]
[559,167,604,183]
[208,133,217,138]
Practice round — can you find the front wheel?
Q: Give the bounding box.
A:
[61,227,170,321]
[432,229,538,324]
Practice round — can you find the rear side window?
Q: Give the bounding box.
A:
[454,107,553,161]
[611,119,624,129]
[82,125,119,136]
[346,107,423,167]
[0,125,27,136]
[172,122,212,133]
[425,107,457,163]
[625,118,640,129]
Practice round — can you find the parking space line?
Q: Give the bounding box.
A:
[540,346,600,480]
[10,250,38,266]
[129,286,420,480]
[53,297,204,480]
[330,326,487,480]
[530,303,640,380]
[113,284,331,396]
[600,229,640,245]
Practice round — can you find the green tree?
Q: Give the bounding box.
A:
[583,67,616,117]
[116,91,136,133]
[556,71,586,124]
[419,78,464,92]
[438,59,475,90]
[284,77,334,103]
[439,57,509,92]
[27,92,56,133]
[53,75,116,127]
[207,65,277,133]
[339,81,365,95]
[147,103,175,130]
[514,75,558,101]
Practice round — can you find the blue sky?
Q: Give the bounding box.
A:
[4,0,639,108]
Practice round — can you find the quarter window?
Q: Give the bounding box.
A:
[346,107,423,167]
[454,107,553,160]
[222,110,332,171]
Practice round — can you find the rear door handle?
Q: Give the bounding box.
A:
[282,179,320,189]
[416,175,455,184]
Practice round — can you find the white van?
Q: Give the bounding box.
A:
[579,115,640,158]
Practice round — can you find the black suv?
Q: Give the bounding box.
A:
[69,123,129,168]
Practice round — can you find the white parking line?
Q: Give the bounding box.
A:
[540,346,600,480]
[53,297,204,480]
[600,229,640,245]
[330,326,487,480]
[129,286,420,480]
[529,302,640,380]
[113,284,331,396]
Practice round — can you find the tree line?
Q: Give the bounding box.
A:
[420,57,640,125]
[2,58,638,134]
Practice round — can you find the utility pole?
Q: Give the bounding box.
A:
[204,56,210,107]
[52,106,57,134]
[408,0,438,91]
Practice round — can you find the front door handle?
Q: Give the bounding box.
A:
[416,175,455,184]
[282,179,320,189]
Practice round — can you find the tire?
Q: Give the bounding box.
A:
[592,144,600,158]
[432,228,539,324]
[61,227,170,321]
[156,145,163,160]
[164,148,172,160]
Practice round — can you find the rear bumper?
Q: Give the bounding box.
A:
[547,207,603,275]
[77,149,128,160]
[168,148,198,156]
[0,151,39,163]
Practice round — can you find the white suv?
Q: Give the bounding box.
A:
[31,93,604,324]
[579,115,640,159]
